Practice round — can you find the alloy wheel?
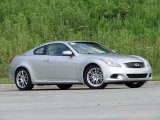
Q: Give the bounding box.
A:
[16,70,29,89]
[15,68,34,90]
[87,67,103,87]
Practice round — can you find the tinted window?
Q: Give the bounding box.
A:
[70,42,113,54]
[34,46,45,55]
[46,43,70,56]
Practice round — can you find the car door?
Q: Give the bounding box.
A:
[29,45,51,81]
[43,43,77,81]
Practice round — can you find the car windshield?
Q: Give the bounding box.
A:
[70,42,113,54]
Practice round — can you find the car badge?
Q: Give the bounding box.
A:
[135,63,140,67]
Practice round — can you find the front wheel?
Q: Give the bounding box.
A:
[84,65,108,89]
[57,84,73,90]
[125,81,146,88]
[15,68,34,90]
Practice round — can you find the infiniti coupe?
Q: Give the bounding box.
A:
[8,41,152,90]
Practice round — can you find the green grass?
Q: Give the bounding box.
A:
[0,78,11,84]
[153,75,160,81]
[0,0,160,77]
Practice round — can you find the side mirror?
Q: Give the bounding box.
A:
[62,51,74,56]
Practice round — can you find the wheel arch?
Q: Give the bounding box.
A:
[82,62,107,89]
[83,63,102,80]
[14,66,32,83]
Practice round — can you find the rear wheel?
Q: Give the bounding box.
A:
[125,81,145,88]
[15,68,34,90]
[57,84,73,90]
[84,65,108,89]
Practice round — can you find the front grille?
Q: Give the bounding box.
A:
[127,74,147,78]
[125,62,144,68]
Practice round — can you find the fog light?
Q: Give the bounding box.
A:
[110,74,118,78]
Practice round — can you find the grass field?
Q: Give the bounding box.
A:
[153,75,160,81]
[0,0,160,78]
[0,78,11,84]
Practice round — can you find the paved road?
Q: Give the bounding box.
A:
[0,82,160,120]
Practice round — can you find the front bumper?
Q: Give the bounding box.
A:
[102,66,152,83]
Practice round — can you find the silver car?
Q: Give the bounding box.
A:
[9,41,152,90]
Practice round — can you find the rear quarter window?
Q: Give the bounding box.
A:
[34,46,45,55]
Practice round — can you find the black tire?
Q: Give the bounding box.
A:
[84,65,108,89]
[125,81,146,88]
[15,68,34,90]
[57,84,73,90]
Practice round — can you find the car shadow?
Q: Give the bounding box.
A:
[30,86,129,91]
[2,84,148,92]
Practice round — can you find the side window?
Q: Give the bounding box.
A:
[46,43,70,56]
[34,46,45,55]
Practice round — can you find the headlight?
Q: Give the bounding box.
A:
[145,59,151,67]
[100,59,121,67]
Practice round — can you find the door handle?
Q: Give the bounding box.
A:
[43,59,50,62]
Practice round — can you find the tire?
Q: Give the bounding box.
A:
[84,65,108,89]
[125,81,146,88]
[15,68,34,90]
[57,84,73,90]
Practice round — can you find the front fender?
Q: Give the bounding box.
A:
[78,59,107,83]
[13,61,36,84]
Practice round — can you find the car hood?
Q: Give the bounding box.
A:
[83,53,144,63]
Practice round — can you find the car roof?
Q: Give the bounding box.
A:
[45,41,96,44]
[37,41,98,48]
[23,41,98,55]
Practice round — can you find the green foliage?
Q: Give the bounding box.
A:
[0,0,160,77]
[0,78,11,84]
[153,75,160,81]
